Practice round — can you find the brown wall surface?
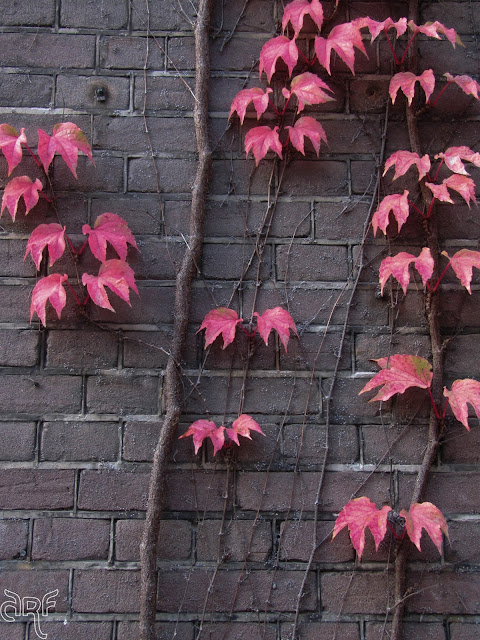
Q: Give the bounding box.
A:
[0,1,479,638]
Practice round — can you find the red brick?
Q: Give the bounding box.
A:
[282,622,360,640]
[123,332,170,369]
[445,521,480,565]
[0,570,69,611]
[115,518,191,561]
[0,519,28,560]
[73,569,140,613]
[279,520,354,563]
[40,420,119,462]
[366,622,445,640]
[164,470,231,512]
[78,470,149,511]
[86,373,159,414]
[362,423,429,465]
[201,623,276,640]
[0,422,36,461]
[117,621,194,640]
[321,571,393,614]
[423,472,480,514]
[441,421,480,464]
[40,622,113,640]
[0,470,74,509]
[32,518,110,560]
[196,519,271,562]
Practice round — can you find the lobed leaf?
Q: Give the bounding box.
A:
[0,124,27,175]
[198,307,242,349]
[383,150,431,181]
[408,20,461,47]
[286,116,327,156]
[359,354,433,403]
[442,249,480,294]
[282,0,324,37]
[259,35,299,82]
[371,190,410,236]
[81,259,138,312]
[444,378,480,431]
[288,72,335,112]
[179,420,225,455]
[379,247,433,295]
[82,212,138,263]
[24,223,66,270]
[30,273,68,326]
[427,174,477,207]
[435,146,480,175]
[400,502,449,554]
[226,414,265,446]
[253,307,298,352]
[354,16,407,42]
[229,87,273,124]
[389,69,435,105]
[444,73,480,100]
[37,122,93,177]
[245,125,283,165]
[314,21,367,75]
[1,175,43,221]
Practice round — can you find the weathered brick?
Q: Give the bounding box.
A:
[78,469,149,511]
[0,519,29,560]
[362,423,429,465]
[0,34,95,68]
[56,75,130,111]
[283,423,359,465]
[281,622,360,640]
[279,520,354,563]
[202,242,272,280]
[128,157,196,193]
[164,470,230,512]
[40,622,113,640]
[86,373,159,414]
[450,623,480,640]
[115,518,191,561]
[52,156,124,192]
[441,420,480,464]
[123,332,170,369]
[0,470,74,509]
[0,570,69,611]
[117,621,194,640]
[41,421,119,462]
[406,571,480,615]
[0,374,82,414]
[445,521,480,566]
[32,518,110,560]
[60,0,128,28]
[128,236,185,279]
[91,194,162,234]
[276,244,348,282]
[0,329,40,367]
[73,569,140,613]
[366,622,445,640]
[46,329,119,369]
[90,283,176,325]
[322,572,393,614]
[196,519,271,562]
[0,73,53,107]
[133,75,195,112]
[100,36,164,70]
[0,0,55,25]
[130,0,194,30]
[355,332,430,371]
[0,421,36,461]
[421,472,480,514]
[201,623,276,640]
[0,239,36,277]
[0,623,24,639]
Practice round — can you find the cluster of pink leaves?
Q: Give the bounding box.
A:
[0,123,139,325]
[179,414,265,456]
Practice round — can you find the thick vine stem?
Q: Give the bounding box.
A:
[139,2,213,638]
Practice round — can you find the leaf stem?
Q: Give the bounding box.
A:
[385,32,400,65]
[24,143,43,169]
[432,260,451,293]
[427,386,441,421]
[430,82,453,108]
[400,31,418,65]
[65,281,83,306]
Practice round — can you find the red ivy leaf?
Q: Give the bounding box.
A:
[1,175,43,221]
[332,496,392,560]
[444,73,480,100]
[444,378,480,431]
[226,414,265,446]
[253,307,298,352]
[259,35,299,82]
[37,122,94,178]
[82,212,138,263]
[400,502,449,554]
[286,116,327,156]
[383,150,431,181]
[0,124,27,175]
[30,273,68,326]
[179,420,225,455]
[314,22,367,75]
[282,0,324,37]
[229,87,273,124]
[359,354,433,403]
[355,16,407,42]
[288,72,335,112]
[371,190,410,236]
[442,249,480,294]
[408,20,460,47]
[24,223,66,270]
[82,259,138,312]
[245,125,283,165]
[389,69,435,105]
[379,248,433,295]
[198,307,243,349]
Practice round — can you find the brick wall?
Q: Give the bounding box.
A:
[0,1,479,639]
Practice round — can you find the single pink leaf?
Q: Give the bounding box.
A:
[229,87,273,124]
[286,116,327,156]
[442,249,480,294]
[259,35,299,82]
[443,174,477,207]
[359,354,433,402]
[425,181,453,203]
[282,0,324,37]
[82,212,138,263]
[30,273,68,326]
[444,378,480,431]
[37,122,94,177]
[371,190,410,236]
[24,223,66,270]
[226,414,265,446]
[400,502,449,554]
[0,125,27,175]
[389,69,435,105]
[179,420,225,455]
[379,247,433,295]
[197,307,243,349]
[81,259,138,312]
[1,175,43,221]
[444,73,480,100]
[383,150,431,181]
[332,496,392,560]
[245,125,283,165]
[355,16,407,42]
[289,72,335,112]
[314,21,368,75]
[435,146,480,175]
[253,306,298,352]
[408,20,460,47]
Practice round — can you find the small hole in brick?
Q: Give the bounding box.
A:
[95,87,107,102]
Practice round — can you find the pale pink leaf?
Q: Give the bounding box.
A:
[179,420,225,455]
[408,20,460,47]
[24,223,66,270]
[355,16,407,42]
[82,212,138,263]
[425,181,453,203]
[371,190,410,236]
[332,496,392,560]
[229,87,273,124]
[443,174,477,207]
[245,125,283,165]
[444,73,480,100]
[286,116,327,156]
[259,35,299,82]
[81,259,138,312]
[0,125,27,175]
[1,175,43,221]
[442,249,480,294]
[289,72,335,112]
[253,306,298,352]
[444,378,480,431]
[37,122,94,177]
[435,146,480,175]
[383,150,431,181]
[197,307,243,349]
[314,21,368,75]
[359,354,433,402]
[226,414,265,446]
[282,0,324,37]
[30,273,68,326]
[379,247,433,295]
[400,502,448,554]
[389,69,435,105]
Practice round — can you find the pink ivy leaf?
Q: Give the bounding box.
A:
[259,35,299,82]
[226,414,265,446]
[179,420,225,455]
[359,354,433,403]
[24,223,66,270]
[30,273,68,326]
[289,72,335,112]
[37,122,94,178]
[389,69,435,105]
[400,502,449,554]
[245,125,283,165]
[314,21,368,75]
[379,247,433,295]
[408,20,461,48]
[444,73,480,100]
[82,212,138,264]
[354,16,407,42]
[371,190,410,237]
[197,307,243,349]
[253,306,298,352]
[383,150,431,181]
[444,378,480,431]
[442,249,480,294]
[229,87,273,124]
[0,124,27,175]
[332,496,392,560]
[282,0,324,37]
[443,174,477,207]
[81,259,138,312]
[435,146,480,175]
[0,175,43,221]
[425,181,453,204]
[286,116,328,156]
